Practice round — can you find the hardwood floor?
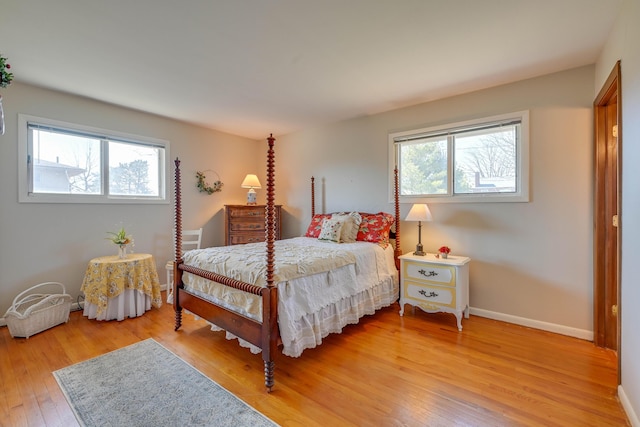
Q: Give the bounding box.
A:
[0,294,629,427]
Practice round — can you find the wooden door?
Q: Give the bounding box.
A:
[593,61,620,357]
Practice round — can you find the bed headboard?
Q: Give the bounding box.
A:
[308,168,401,269]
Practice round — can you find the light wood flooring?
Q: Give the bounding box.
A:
[0,293,629,426]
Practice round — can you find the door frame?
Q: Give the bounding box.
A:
[593,60,621,381]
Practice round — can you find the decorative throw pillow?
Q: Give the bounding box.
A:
[356,212,395,247]
[318,218,344,243]
[331,212,362,243]
[304,214,331,238]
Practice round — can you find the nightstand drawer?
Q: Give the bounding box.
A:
[404,281,455,309]
[403,261,455,287]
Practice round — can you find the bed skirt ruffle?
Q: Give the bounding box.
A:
[192,273,398,357]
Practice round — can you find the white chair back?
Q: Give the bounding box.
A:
[180,228,203,252]
[166,228,203,303]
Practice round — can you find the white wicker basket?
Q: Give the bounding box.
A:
[4,282,73,339]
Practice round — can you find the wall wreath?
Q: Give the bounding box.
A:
[196,170,223,194]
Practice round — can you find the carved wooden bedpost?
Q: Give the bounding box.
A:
[311,176,315,217]
[174,158,184,330]
[262,134,278,392]
[394,167,401,270]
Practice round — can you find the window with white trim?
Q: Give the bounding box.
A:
[389,111,529,203]
[18,114,169,203]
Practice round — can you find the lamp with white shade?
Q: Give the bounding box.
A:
[405,203,432,256]
[241,174,262,205]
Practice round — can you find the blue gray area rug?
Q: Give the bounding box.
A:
[53,338,278,427]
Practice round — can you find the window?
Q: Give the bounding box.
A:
[18,115,169,203]
[389,111,529,203]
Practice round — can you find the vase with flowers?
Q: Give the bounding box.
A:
[439,246,451,259]
[107,227,134,259]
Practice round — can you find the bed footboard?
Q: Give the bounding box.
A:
[177,287,263,347]
[177,264,264,346]
[172,134,280,392]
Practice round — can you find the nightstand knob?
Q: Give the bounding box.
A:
[418,289,439,298]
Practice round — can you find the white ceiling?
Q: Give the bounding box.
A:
[1,0,622,140]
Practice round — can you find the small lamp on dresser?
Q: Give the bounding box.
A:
[241,174,262,205]
[405,203,432,256]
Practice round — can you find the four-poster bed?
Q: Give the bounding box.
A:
[171,134,402,391]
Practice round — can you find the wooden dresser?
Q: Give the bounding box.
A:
[224,205,282,245]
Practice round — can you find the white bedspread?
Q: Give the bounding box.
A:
[183,237,398,357]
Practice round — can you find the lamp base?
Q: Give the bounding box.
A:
[246,189,257,205]
[413,242,426,256]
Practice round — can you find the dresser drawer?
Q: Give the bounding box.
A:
[403,261,455,287]
[227,206,265,219]
[224,205,282,246]
[229,220,265,232]
[229,233,265,245]
[404,281,456,309]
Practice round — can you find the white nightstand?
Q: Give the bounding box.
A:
[399,253,471,331]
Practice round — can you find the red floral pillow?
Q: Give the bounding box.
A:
[304,214,332,238]
[356,212,395,247]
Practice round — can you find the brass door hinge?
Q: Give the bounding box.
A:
[612,215,618,228]
[612,305,618,316]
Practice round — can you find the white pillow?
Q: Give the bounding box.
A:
[318,218,344,243]
[331,212,362,243]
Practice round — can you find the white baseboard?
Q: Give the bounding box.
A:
[619,385,640,427]
[469,307,594,341]
[0,302,595,341]
[1,302,593,339]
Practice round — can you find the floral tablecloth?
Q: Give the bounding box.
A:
[81,253,162,316]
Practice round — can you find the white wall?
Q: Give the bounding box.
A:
[276,66,596,337]
[2,43,632,421]
[0,67,602,350]
[596,0,640,424]
[0,83,260,315]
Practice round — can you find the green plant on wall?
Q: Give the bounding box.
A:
[196,171,223,195]
[0,54,13,88]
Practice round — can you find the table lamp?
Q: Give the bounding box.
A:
[405,203,432,256]
[241,174,262,205]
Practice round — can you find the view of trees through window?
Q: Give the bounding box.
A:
[397,122,519,197]
[29,126,161,197]
[454,126,517,194]
[110,159,153,195]
[109,141,157,196]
